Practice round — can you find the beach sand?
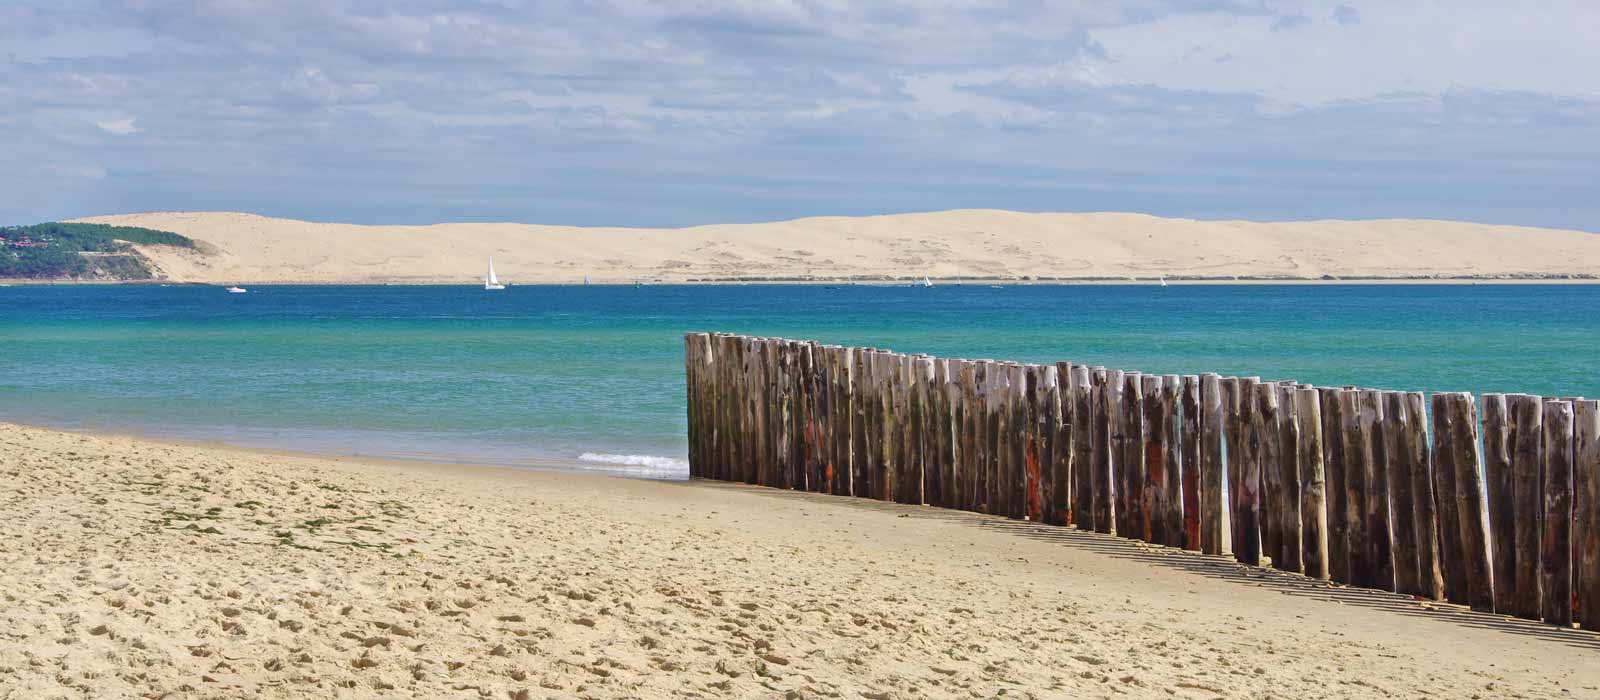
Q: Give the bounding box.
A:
[3,422,1595,699]
[69,209,1600,285]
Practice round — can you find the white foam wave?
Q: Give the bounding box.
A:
[578,452,688,470]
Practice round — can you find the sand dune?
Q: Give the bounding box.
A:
[70,210,1600,284]
[4,423,1598,698]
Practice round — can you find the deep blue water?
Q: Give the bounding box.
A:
[1,284,1595,477]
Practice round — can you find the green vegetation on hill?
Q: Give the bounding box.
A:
[0,222,196,279]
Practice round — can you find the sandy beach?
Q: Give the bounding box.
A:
[4,423,1597,699]
[68,210,1600,285]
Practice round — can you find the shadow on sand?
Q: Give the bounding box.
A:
[685,478,1600,653]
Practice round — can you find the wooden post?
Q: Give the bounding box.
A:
[1236,377,1262,566]
[1162,376,1184,548]
[1508,393,1543,619]
[1296,387,1329,579]
[1322,388,1350,584]
[1542,400,1574,626]
[1385,391,1421,596]
[1140,374,1164,544]
[857,345,870,498]
[1093,368,1113,533]
[928,358,947,507]
[1258,382,1283,566]
[1275,383,1303,573]
[1073,366,1096,530]
[947,357,972,511]
[1021,365,1042,520]
[1442,392,1494,612]
[1124,371,1148,540]
[1337,389,1372,587]
[1200,374,1225,555]
[1404,392,1445,600]
[1222,377,1243,556]
[1011,363,1030,520]
[1429,393,1468,604]
[985,360,1004,514]
[1052,362,1074,526]
[1181,375,1202,551]
[1041,364,1067,524]
[1574,400,1600,630]
[1360,389,1395,591]
[1481,393,1516,612]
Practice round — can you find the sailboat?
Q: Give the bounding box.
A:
[583,276,592,286]
[484,257,506,290]
[1159,275,1168,287]
[921,275,933,288]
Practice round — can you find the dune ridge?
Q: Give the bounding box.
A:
[70,209,1600,284]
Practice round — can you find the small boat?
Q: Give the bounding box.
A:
[583,276,592,286]
[484,257,506,290]
[1159,275,1169,287]
[225,286,247,294]
[921,275,933,288]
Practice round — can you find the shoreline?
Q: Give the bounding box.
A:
[4,421,1597,698]
[0,416,689,482]
[7,276,1600,286]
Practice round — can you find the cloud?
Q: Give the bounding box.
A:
[0,1,1597,231]
[94,117,140,135]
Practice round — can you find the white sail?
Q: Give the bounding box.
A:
[921,275,933,287]
[484,257,505,290]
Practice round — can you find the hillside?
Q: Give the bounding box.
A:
[67,210,1600,284]
[0,222,196,280]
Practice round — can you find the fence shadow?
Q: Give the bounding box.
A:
[684,478,1600,653]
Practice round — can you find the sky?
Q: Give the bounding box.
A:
[3,1,1598,230]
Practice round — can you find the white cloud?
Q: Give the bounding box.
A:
[94,117,141,135]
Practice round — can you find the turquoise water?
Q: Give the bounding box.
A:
[1,284,1596,478]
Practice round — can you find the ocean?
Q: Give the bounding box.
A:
[2,284,1595,479]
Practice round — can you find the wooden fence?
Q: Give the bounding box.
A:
[683,332,1600,629]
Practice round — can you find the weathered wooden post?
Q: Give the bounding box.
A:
[1405,392,1444,600]
[1296,387,1329,579]
[1385,391,1421,596]
[1273,383,1303,573]
[1574,400,1600,630]
[1222,377,1243,556]
[959,360,979,512]
[1441,392,1494,611]
[1232,377,1261,565]
[1339,389,1372,587]
[1140,374,1164,544]
[1200,374,1225,555]
[1481,393,1517,612]
[1322,388,1350,584]
[1092,368,1113,533]
[1040,364,1067,525]
[1429,393,1468,604]
[1073,366,1096,530]
[1258,382,1283,565]
[1508,393,1543,619]
[1050,362,1073,526]
[1123,371,1148,540]
[1162,376,1184,548]
[1542,399,1574,626]
[1360,389,1395,591]
[1010,363,1030,520]
[857,348,874,496]
[1181,375,1202,551]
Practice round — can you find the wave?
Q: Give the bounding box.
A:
[577,452,688,470]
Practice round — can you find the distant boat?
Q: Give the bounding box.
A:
[1159,275,1169,287]
[921,275,933,288]
[484,257,506,290]
[225,286,247,294]
[583,276,592,286]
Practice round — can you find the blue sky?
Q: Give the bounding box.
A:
[4,1,1598,229]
